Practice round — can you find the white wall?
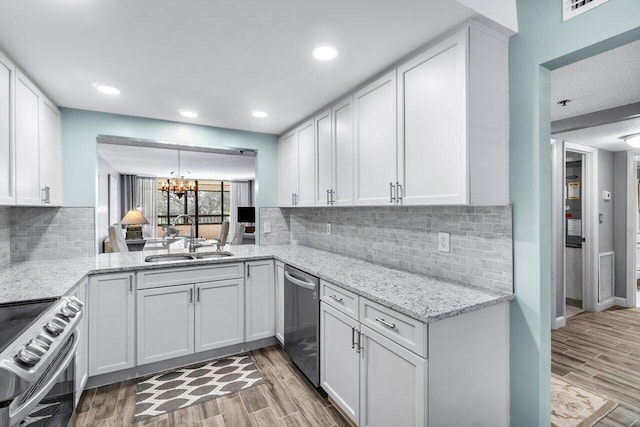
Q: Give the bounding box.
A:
[97,156,120,253]
[598,149,615,254]
[613,151,628,298]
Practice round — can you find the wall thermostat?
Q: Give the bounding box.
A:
[602,191,611,201]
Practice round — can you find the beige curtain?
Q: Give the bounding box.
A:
[136,176,158,238]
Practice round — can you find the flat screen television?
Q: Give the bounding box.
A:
[237,207,255,223]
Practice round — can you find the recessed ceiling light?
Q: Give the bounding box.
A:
[625,134,640,148]
[252,111,268,118]
[93,84,120,95]
[312,44,338,61]
[179,110,198,118]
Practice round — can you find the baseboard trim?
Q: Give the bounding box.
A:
[552,316,566,330]
[614,296,630,308]
[596,298,616,312]
[86,337,277,389]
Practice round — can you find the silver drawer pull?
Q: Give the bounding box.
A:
[375,317,396,329]
[329,294,343,303]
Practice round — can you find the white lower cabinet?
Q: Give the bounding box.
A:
[359,324,426,427]
[320,303,360,424]
[137,284,195,365]
[195,279,244,352]
[73,279,88,406]
[245,260,275,342]
[275,261,285,345]
[88,272,135,376]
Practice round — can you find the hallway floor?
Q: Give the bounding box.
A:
[552,308,640,426]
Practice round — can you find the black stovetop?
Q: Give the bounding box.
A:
[0,298,57,354]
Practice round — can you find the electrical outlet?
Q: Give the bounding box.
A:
[438,232,450,253]
[264,222,271,233]
[326,223,332,235]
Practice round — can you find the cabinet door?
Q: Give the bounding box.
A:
[360,325,426,427]
[88,273,135,376]
[297,120,315,206]
[15,71,41,206]
[315,109,333,206]
[320,303,360,424]
[245,260,275,341]
[74,280,88,406]
[38,98,62,206]
[354,71,397,206]
[332,96,354,206]
[137,284,195,365]
[279,132,298,207]
[195,279,244,352]
[275,261,285,345]
[398,32,467,205]
[0,53,14,205]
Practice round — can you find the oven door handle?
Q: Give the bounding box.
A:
[10,331,79,424]
[284,272,316,291]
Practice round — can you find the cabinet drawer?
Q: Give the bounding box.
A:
[138,263,243,289]
[321,280,359,320]
[359,298,427,358]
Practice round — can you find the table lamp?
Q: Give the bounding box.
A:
[120,209,149,240]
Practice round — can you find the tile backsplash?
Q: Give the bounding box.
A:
[0,207,9,267]
[10,207,95,263]
[261,206,512,293]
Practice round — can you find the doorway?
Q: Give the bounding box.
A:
[564,149,585,318]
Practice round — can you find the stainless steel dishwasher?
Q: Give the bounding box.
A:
[284,265,320,387]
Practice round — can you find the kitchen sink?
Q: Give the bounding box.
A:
[144,251,234,262]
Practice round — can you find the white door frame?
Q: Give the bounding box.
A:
[624,150,640,308]
[552,141,599,328]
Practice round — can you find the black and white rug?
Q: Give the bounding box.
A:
[133,354,265,422]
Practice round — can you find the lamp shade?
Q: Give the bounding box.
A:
[120,209,149,225]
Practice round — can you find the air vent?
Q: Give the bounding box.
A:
[563,0,610,21]
[598,252,614,302]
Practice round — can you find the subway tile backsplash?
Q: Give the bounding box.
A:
[10,207,95,263]
[261,206,513,293]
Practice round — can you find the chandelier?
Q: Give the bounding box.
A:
[161,150,196,198]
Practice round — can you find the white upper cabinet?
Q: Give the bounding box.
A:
[315,109,333,206]
[15,71,41,206]
[38,98,62,205]
[279,131,298,207]
[332,97,354,206]
[353,70,397,206]
[278,21,509,208]
[0,53,14,205]
[11,64,62,207]
[297,120,316,206]
[398,31,467,205]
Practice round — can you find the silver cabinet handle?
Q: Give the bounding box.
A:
[42,186,51,204]
[351,327,356,349]
[396,181,402,204]
[292,193,295,206]
[326,189,330,205]
[247,264,251,278]
[189,288,193,304]
[197,287,200,302]
[295,193,298,205]
[129,276,133,293]
[329,294,343,303]
[375,317,396,329]
[357,331,363,353]
[389,182,395,203]
[329,189,335,205]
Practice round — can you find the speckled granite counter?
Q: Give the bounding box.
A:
[0,244,514,323]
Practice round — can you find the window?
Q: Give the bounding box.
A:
[157,180,231,236]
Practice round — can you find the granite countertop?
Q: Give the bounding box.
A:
[0,244,514,323]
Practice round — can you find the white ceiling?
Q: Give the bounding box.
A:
[551,39,640,151]
[98,143,256,180]
[551,39,640,122]
[0,0,479,135]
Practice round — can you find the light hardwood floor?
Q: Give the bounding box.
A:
[74,345,351,427]
[552,307,640,426]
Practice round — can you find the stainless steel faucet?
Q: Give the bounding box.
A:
[172,214,196,252]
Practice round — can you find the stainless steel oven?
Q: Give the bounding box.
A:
[284,265,320,387]
[0,296,83,427]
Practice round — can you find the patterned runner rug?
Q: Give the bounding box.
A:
[551,375,618,427]
[133,354,265,422]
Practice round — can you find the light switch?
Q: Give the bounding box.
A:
[264,222,271,233]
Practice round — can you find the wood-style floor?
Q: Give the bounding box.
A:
[74,345,351,427]
[552,307,640,426]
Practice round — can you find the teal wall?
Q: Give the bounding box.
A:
[510,0,640,424]
[60,108,279,210]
